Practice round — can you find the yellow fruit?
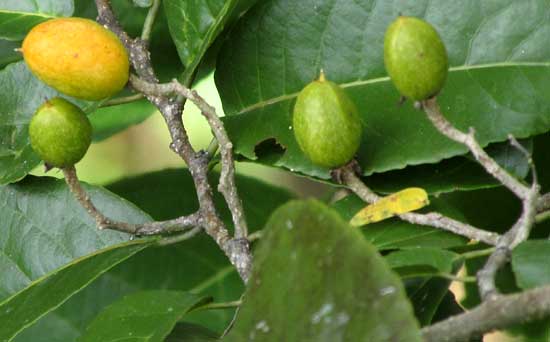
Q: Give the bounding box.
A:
[22,18,129,101]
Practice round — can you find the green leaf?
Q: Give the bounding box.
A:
[387,249,461,326]
[512,240,550,290]
[0,10,53,40]
[405,277,454,327]
[0,62,97,185]
[215,0,550,179]
[0,39,22,68]
[225,200,422,341]
[509,241,550,341]
[0,1,73,17]
[332,195,467,250]
[0,62,54,184]
[19,169,294,340]
[365,139,532,195]
[431,291,467,325]
[166,322,219,342]
[0,1,75,41]
[0,175,153,340]
[164,0,258,84]
[107,168,294,232]
[386,248,458,278]
[0,240,153,342]
[90,99,157,142]
[79,290,208,342]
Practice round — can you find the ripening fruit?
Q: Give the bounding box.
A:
[29,97,92,168]
[384,16,448,101]
[293,73,362,169]
[22,18,129,101]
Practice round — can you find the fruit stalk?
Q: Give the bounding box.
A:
[338,163,500,245]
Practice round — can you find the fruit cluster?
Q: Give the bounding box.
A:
[23,18,130,168]
[293,16,448,169]
[23,15,448,171]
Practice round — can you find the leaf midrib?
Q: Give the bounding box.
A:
[0,9,56,19]
[231,61,550,116]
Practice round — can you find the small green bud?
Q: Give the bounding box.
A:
[384,16,448,101]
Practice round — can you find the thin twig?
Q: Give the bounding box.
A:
[537,193,550,212]
[157,226,203,246]
[198,300,242,311]
[100,93,144,107]
[141,0,161,42]
[63,166,201,235]
[130,76,249,239]
[247,230,263,242]
[456,247,495,261]
[340,165,500,245]
[436,273,476,283]
[536,210,550,224]
[420,97,540,300]
[421,98,531,201]
[422,285,550,342]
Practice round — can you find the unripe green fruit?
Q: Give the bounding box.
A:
[293,74,362,169]
[22,18,129,101]
[29,97,92,168]
[384,16,448,101]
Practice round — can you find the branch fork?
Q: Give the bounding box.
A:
[341,95,547,340]
[73,0,255,282]
[61,2,550,339]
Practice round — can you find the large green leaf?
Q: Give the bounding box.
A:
[18,169,294,340]
[365,139,531,195]
[79,290,208,342]
[0,62,98,185]
[0,176,149,301]
[225,200,422,341]
[332,195,467,250]
[0,175,153,339]
[215,0,550,179]
[163,0,258,84]
[0,240,152,342]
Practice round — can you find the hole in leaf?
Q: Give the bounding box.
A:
[254,138,286,163]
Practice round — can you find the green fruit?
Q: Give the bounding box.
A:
[22,18,129,101]
[384,16,448,101]
[29,97,92,168]
[293,74,362,169]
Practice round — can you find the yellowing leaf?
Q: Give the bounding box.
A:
[350,188,429,227]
